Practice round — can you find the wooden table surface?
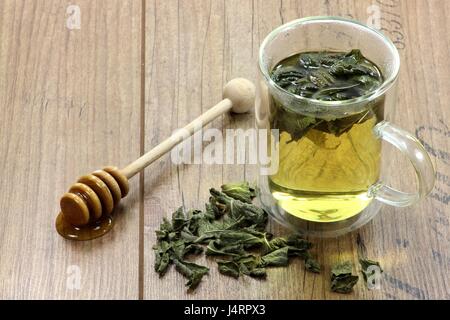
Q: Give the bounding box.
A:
[0,0,449,300]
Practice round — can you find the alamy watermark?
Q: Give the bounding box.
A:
[366,265,383,290]
[367,4,382,30]
[66,265,81,290]
[66,5,81,30]
[169,120,279,175]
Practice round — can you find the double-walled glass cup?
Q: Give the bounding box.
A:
[256,17,435,237]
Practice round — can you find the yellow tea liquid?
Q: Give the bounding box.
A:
[268,50,384,223]
[269,116,381,222]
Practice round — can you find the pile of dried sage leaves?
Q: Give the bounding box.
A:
[153,182,381,293]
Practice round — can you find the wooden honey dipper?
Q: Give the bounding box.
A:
[56,78,255,240]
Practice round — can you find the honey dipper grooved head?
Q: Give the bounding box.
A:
[60,192,90,226]
[60,167,129,227]
[92,170,122,205]
[69,182,102,220]
[103,166,129,197]
[78,174,114,216]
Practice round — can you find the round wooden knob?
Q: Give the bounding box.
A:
[223,78,255,113]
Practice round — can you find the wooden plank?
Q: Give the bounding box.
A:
[143,0,449,300]
[1,0,448,300]
[372,0,450,300]
[0,0,141,299]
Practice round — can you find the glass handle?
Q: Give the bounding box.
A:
[371,121,435,207]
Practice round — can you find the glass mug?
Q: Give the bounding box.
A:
[256,17,435,237]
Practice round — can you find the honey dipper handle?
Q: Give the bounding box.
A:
[121,78,255,178]
[121,99,233,178]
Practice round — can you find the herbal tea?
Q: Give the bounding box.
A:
[269,50,384,223]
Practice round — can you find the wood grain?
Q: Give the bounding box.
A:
[0,0,448,299]
[0,0,141,299]
[143,0,449,300]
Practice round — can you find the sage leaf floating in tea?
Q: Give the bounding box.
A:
[270,49,384,142]
[271,49,382,101]
[330,261,359,293]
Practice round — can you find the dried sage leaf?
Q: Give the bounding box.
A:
[331,261,359,293]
